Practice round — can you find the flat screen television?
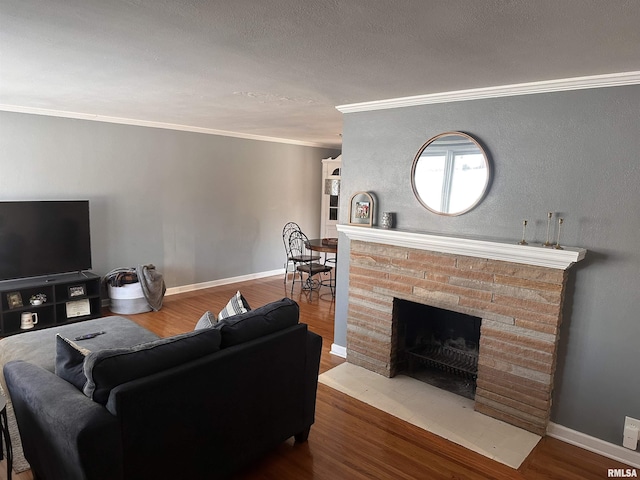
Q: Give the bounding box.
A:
[0,200,92,282]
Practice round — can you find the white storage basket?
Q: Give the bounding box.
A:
[108,282,152,315]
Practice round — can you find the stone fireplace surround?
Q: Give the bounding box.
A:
[337,225,586,436]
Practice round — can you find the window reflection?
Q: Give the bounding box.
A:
[412,133,490,216]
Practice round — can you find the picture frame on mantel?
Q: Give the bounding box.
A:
[349,191,375,227]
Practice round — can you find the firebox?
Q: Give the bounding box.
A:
[394,298,481,399]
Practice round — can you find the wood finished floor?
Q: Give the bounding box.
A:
[1,275,631,479]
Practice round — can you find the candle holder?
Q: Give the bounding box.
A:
[554,218,564,250]
[380,212,394,229]
[543,212,554,247]
[518,220,528,245]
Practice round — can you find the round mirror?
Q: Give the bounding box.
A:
[411,131,490,216]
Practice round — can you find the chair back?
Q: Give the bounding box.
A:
[288,229,310,260]
[283,222,301,257]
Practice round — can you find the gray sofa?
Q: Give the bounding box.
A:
[2,297,322,480]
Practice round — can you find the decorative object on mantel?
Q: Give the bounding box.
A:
[518,220,528,245]
[380,212,395,229]
[543,212,554,247]
[411,131,491,216]
[349,191,375,227]
[554,218,564,250]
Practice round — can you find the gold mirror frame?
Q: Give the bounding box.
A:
[411,131,491,216]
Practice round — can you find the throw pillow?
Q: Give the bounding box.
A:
[55,334,91,391]
[217,290,251,320]
[194,310,217,330]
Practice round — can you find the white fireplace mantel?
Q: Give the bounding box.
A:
[337,225,586,270]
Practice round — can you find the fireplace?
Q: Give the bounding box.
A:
[395,299,481,399]
[338,225,586,436]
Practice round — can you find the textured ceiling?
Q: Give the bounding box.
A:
[1,0,640,148]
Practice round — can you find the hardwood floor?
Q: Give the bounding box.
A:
[1,275,632,479]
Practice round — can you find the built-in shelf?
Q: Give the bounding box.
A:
[0,272,102,336]
[337,225,586,270]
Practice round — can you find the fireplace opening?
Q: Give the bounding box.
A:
[394,299,481,400]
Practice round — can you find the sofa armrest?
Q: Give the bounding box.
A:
[298,330,322,441]
[4,360,122,480]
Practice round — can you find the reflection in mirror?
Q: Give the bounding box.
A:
[411,132,490,216]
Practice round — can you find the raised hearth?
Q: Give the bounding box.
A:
[338,225,586,435]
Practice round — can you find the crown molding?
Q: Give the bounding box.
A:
[0,104,335,148]
[336,71,640,113]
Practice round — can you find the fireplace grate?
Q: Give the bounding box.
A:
[406,344,478,380]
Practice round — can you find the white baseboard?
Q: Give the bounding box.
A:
[547,422,640,468]
[165,269,283,296]
[330,343,347,358]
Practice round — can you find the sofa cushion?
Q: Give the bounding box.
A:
[214,297,299,348]
[217,290,251,320]
[83,327,222,404]
[55,334,91,390]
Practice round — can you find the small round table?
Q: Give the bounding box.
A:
[305,238,338,256]
[0,392,12,479]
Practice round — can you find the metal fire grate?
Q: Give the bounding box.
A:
[406,344,478,380]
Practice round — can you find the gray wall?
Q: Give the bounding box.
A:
[0,111,339,287]
[334,84,640,446]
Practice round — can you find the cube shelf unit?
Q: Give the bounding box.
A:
[0,272,101,336]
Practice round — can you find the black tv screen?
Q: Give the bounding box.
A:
[0,201,92,282]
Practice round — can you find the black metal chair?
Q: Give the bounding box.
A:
[289,230,333,300]
[282,222,319,284]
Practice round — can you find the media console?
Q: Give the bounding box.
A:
[0,272,101,336]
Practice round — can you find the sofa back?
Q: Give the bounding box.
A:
[213,296,300,347]
[80,297,298,407]
[109,323,320,479]
[101,298,320,479]
[83,327,222,404]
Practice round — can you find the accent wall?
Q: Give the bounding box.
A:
[334,84,640,448]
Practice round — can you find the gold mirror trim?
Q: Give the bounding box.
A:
[411,131,491,216]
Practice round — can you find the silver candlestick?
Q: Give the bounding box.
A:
[543,212,554,247]
[518,220,528,245]
[554,218,564,250]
